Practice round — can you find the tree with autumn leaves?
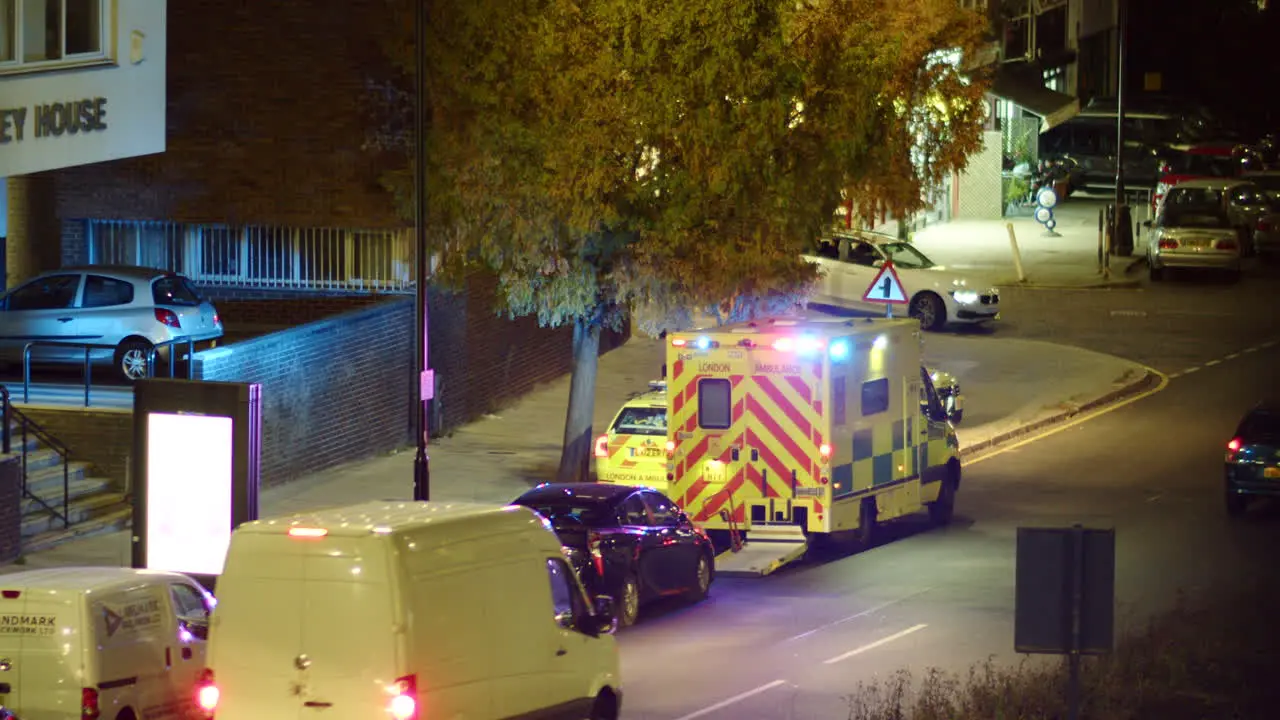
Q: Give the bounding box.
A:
[373,0,992,483]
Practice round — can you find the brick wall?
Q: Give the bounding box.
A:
[46,0,403,229]
[192,297,413,488]
[16,409,133,489]
[0,456,20,563]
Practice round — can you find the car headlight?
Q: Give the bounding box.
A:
[951,290,979,304]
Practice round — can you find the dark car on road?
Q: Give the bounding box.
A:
[511,483,716,628]
[1225,402,1280,516]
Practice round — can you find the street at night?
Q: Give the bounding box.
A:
[617,329,1280,720]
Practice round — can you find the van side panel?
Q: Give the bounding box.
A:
[91,585,174,719]
[0,589,82,720]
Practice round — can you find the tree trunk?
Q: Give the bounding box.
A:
[556,318,602,484]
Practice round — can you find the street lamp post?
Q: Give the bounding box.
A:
[412,0,431,501]
[1112,0,1128,253]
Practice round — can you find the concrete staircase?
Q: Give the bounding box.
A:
[10,422,132,555]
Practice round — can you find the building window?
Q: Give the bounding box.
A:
[1,0,109,72]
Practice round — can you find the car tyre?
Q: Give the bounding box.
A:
[853,498,877,547]
[685,551,713,603]
[1226,489,1248,518]
[909,292,946,332]
[616,573,641,628]
[114,339,155,382]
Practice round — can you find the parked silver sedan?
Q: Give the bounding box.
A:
[1143,180,1251,281]
[0,266,223,381]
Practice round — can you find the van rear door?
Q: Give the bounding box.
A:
[0,586,82,720]
[212,531,401,719]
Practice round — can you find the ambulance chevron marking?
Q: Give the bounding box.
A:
[700,473,746,521]
[784,375,812,405]
[744,427,792,497]
[753,375,812,437]
[745,396,812,481]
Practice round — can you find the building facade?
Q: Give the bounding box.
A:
[2,0,167,284]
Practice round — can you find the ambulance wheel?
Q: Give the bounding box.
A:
[115,709,137,720]
[854,498,877,547]
[590,688,620,720]
[909,292,946,332]
[929,473,958,526]
[616,573,641,628]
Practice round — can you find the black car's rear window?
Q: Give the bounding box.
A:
[1239,411,1280,442]
[519,500,617,528]
[152,276,202,306]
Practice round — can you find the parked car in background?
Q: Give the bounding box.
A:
[804,234,1000,332]
[0,265,223,381]
[595,381,670,492]
[1240,171,1280,259]
[1150,143,1241,215]
[511,483,716,628]
[1143,179,1260,280]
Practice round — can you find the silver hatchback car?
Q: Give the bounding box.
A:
[0,266,224,381]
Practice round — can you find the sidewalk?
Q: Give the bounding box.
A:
[901,197,1150,289]
[2,326,1157,572]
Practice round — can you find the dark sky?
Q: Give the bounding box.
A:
[1127,0,1279,134]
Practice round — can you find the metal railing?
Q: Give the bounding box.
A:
[86,219,416,294]
[21,337,196,407]
[1,385,71,529]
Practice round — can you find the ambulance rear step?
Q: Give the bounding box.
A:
[713,524,808,578]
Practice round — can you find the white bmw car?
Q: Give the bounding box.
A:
[803,234,1001,331]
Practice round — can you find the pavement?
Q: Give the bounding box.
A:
[898,196,1152,290]
[614,326,1279,720]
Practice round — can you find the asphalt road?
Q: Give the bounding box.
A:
[615,329,1280,720]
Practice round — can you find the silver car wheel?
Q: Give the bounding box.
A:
[623,577,640,624]
[696,555,712,593]
[121,348,150,380]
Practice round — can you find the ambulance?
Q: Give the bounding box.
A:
[594,381,671,492]
[663,315,961,576]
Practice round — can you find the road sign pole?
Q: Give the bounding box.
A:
[1068,523,1085,720]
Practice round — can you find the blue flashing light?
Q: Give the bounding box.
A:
[796,336,823,355]
[695,336,712,351]
[829,339,851,361]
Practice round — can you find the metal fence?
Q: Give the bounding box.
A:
[85,220,415,293]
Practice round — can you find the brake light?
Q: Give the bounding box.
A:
[1215,238,1238,251]
[819,443,832,460]
[1227,437,1243,462]
[665,439,675,456]
[154,308,181,329]
[213,312,221,326]
[594,434,609,459]
[388,674,419,720]
[1157,239,1179,250]
[82,688,101,720]
[670,338,687,347]
[288,527,328,538]
[1,590,19,599]
[587,531,605,578]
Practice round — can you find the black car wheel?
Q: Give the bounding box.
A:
[909,292,946,332]
[617,573,641,628]
[854,497,877,547]
[686,552,713,603]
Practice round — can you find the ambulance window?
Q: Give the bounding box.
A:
[698,378,732,429]
[833,377,847,425]
[861,378,890,416]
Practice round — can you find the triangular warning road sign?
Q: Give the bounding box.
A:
[862,261,909,305]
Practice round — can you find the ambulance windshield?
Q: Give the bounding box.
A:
[611,407,668,436]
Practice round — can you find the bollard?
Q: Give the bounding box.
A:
[1097,208,1105,273]
[1006,223,1027,283]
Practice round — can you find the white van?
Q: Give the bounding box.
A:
[0,567,214,720]
[200,501,622,720]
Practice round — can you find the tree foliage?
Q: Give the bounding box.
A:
[846,0,994,227]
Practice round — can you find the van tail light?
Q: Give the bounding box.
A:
[819,443,832,460]
[587,531,605,578]
[1157,239,1179,250]
[593,434,609,459]
[155,308,181,329]
[388,674,419,720]
[195,668,219,717]
[1215,238,1238,251]
[213,312,221,326]
[1227,437,1244,462]
[82,688,101,720]
[1,590,19,599]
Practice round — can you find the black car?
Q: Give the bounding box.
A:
[511,483,716,627]
[1225,402,1280,516]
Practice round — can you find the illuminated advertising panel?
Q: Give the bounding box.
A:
[145,412,234,576]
